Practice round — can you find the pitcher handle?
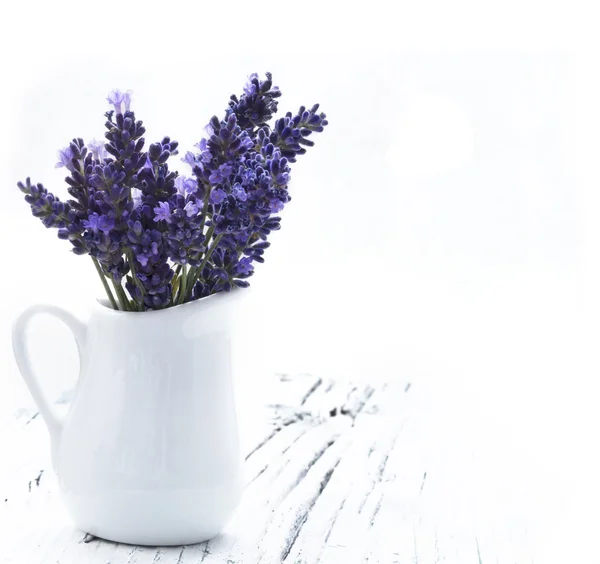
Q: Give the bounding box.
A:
[11,304,87,444]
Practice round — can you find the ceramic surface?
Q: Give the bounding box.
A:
[12,291,244,545]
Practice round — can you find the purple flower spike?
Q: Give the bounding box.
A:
[106,89,125,114]
[55,146,75,171]
[17,72,328,311]
[153,201,172,223]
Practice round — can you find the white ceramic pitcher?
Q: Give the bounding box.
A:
[11,291,244,546]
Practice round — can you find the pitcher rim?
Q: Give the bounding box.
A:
[94,286,247,316]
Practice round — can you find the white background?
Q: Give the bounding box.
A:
[1,1,599,558]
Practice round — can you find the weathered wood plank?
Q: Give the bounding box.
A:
[201,417,351,563]
[316,386,407,564]
[255,431,352,563]
[262,372,324,409]
[244,419,310,484]
[362,415,425,564]
[281,423,391,563]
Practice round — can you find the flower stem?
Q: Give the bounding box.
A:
[91,257,118,310]
[171,264,183,305]
[203,225,215,249]
[112,279,130,311]
[178,265,188,304]
[126,249,145,311]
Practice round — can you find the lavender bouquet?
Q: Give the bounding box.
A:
[17,73,327,311]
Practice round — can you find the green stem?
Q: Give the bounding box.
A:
[112,279,130,311]
[178,265,188,305]
[171,264,183,306]
[202,226,215,252]
[126,249,145,311]
[91,257,118,310]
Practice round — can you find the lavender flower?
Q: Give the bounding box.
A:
[236,256,254,276]
[153,202,171,223]
[184,200,199,217]
[194,139,213,164]
[17,178,70,229]
[261,104,328,163]
[174,175,197,195]
[164,194,206,267]
[107,89,133,115]
[88,139,108,162]
[209,163,233,185]
[228,71,282,130]
[126,219,173,308]
[181,151,197,168]
[243,73,259,96]
[17,74,327,311]
[231,183,247,201]
[83,212,115,235]
[55,146,75,171]
[107,90,125,114]
[103,106,147,179]
[123,90,133,112]
[209,188,226,205]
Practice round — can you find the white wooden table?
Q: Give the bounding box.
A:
[0,373,576,563]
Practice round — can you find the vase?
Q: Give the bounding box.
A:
[11,290,244,546]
